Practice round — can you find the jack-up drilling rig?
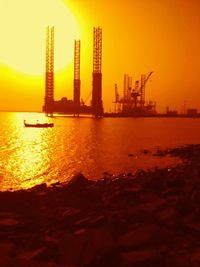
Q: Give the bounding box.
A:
[113,72,156,116]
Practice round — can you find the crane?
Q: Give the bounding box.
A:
[80,91,92,106]
[114,84,119,102]
[113,84,123,113]
[145,71,153,86]
[140,72,153,107]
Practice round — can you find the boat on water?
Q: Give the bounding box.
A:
[24,120,54,128]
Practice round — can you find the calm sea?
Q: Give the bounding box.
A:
[1,112,200,191]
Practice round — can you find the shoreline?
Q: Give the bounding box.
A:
[1,144,200,266]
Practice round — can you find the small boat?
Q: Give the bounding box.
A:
[24,120,54,128]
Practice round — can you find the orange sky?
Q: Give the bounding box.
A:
[0,0,200,113]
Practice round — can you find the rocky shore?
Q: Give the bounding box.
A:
[1,144,200,266]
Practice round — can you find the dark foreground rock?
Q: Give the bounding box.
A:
[1,144,200,266]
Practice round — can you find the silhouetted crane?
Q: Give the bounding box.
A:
[140,72,153,107]
[81,91,92,106]
[115,84,119,102]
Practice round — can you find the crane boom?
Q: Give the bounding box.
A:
[140,71,153,90]
[145,71,153,85]
[139,72,153,107]
[115,84,119,102]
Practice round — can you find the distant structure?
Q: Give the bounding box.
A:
[187,108,198,116]
[43,26,54,115]
[113,72,156,116]
[42,27,91,116]
[140,74,146,107]
[41,26,166,118]
[92,27,103,118]
[123,74,133,111]
[73,40,81,116]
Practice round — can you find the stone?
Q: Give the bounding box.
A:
[74,215,105,228]
[31,183,47,192]
[67,173,89,191]
[0,242,14,260]
[18,248,45,261]
[191,249,200,267]
[59,227,115,266]
[60,207,80,217]
[157,206,177,222]
[118,224,158,249]
[0,218,18,226]
[141,149,150,154]
[121,249,157,266]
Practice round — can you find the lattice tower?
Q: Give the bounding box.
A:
[93,27,102,73]
[73,40,81,115]
[140,74,146,107]
[74,40,80,80]
[45,26,54,112]
[92,27,103,117]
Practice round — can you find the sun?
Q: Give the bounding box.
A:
[0,0,80,75]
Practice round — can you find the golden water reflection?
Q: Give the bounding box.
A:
[1,112,199,191]
[1,113,54,190]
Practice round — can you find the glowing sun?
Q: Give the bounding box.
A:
[0,0,80,75]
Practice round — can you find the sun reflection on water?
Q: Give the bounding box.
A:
[1,112,195,191]
[1,113,54,190]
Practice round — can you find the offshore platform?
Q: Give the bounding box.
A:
[112,72,156,116]
[43,26,157,118]
[43,26,103,118]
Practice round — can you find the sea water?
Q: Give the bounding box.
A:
[1,112,200,190]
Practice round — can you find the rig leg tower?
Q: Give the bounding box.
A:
[73,40,81,116]
[44,26,55,115]
[92,27,103,118]
[140,74,146,108]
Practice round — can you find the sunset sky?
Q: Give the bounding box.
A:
[0,0,200,113]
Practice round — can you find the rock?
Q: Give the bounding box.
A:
[186,222,200,232]
[139,193,166,209]
[154,149,166,157]
[18,248,45,261]
[141,149,150,154]
[157,206,177,222]
[119,203,156,224]
[33,244,58,262]
[67,174,89,191]
[118,224,158,250]
[60,174,100,209]
[0,257,66,266]
[86,249,121,267]
[171,252,191,267]
[60,207,80,217]
[166,178,185,189]
[190,249,200,267]
[106,188,142,208]
[0,218,18,226]
[59,227,115,266]
[0,242,14,260]
[121,249,158,266]
[74,215,105,228]
[31,183,47,192]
